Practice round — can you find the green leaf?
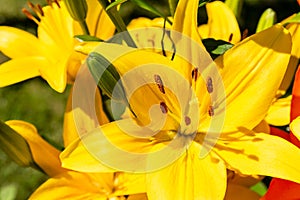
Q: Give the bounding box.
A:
[0,184,17,200]
[106,0,128,10]
[202,38,233,59]
[251,181,268,196]
[130,0,172,24]
[199,0,211,7]
[75,35,103,42]
[283,12,300,25]
[256,8,276,33]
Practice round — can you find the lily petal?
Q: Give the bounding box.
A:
[85,0,115,39]
[30,171,109,200]
[265,95,291,126]
[214,132,300,184]
[172,0,202,45]
[0,57,45,87]
[213,24,291,130]
[0,26,45,58]
[205,1,241,44]
[147,142,227,200]
[63,87,109,147]
[5,120,66,177]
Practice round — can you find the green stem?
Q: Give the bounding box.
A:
[79,20,90,35]
[98,0,137,47]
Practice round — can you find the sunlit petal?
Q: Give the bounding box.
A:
[147,142,227,199]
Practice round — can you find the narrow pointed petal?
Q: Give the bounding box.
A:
[0,57,46,87]
[172,0,203,45]
[6,120,66,177]
[39,60,67,93]
[30,171,109,199]
[61,119,167,172]
[147,142,227,200]
[289,116,300,148]
[214,132,300,184]
[0,26,45,58]
[212,25,291,130]
[205,1,241,43]
[265,95,291,126]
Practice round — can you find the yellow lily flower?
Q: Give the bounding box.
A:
[4,91,145,199]
[0,0,114,93]
[198,1,241,44]
[60,0,300,199]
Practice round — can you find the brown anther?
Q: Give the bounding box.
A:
[242,29,249,40]
[37,4,44,16]
[46,0,52,6]
[228,33,233,43]
[185,116,191,126]
[160,102,168,114]
[206,76,213,93]
[154,74,165,94]
[27,1,35,10]
[191,68,198,81]
[53,0,60,8]
[22,8,36,21]
[208,105,214,116]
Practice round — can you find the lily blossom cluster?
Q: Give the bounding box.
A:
[0,0,300,199]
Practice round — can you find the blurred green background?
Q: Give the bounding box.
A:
[0,0,299,199]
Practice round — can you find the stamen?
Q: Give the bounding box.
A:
[206,76,213,93]
[154,74,165,94]
[242,29,248,40]
[185,116,191,125]
[208,105,214,116]
[37,4,44,16]
[228,33,233,43]
[27,1,35,10]
[53,0,61,8]
[191,68,198,81]
[46,0,52,7]
[22,8,39,24]
[160,102,168,114]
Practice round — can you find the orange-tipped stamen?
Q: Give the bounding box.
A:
[37,4,44,16]
[242,29,248,40]
[22,8,39,24]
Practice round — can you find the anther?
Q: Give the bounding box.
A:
[22,8,39,23]
[53,0,61,8]
[37,4,44,16]
[206,76,213,93]
[228,33,233,43]
[185,116,191,125]
[208,105,214,116]
[191,68,198,81]
[27,1,35,10]
[154,74,165,94]
[160,102,168,114]
[242,29,248,40]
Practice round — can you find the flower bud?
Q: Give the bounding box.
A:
[0,120,39,170]
[87,52,127,102]
[256,8,276,33]
[64,0,88,22]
